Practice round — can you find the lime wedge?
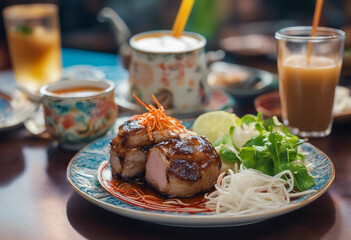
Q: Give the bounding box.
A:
[193,111,237,143]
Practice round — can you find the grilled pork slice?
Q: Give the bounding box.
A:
[145,136,222,197]
[110,147,149,178]
[110,119,196,178]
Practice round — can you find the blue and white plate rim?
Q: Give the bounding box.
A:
[0,89,36,131]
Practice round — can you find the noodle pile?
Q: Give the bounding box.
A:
[205,165,316,215]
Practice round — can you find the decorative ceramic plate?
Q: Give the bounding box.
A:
[67,125,335,227]
[0,89,36,132]
[114,79,234,117]
[207,62,277,98]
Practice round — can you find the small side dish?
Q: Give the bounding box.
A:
[207,62,275,98]
[208,62,250,87]
[0,89,36,132]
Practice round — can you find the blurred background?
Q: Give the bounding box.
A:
[0,0,350,70]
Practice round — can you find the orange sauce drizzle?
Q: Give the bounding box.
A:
[100,161,211,213]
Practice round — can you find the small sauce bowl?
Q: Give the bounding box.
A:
[254,91,282,119]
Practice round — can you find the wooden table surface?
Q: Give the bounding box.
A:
[1,88,351,240]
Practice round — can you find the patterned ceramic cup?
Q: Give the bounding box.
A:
[129,30,210,114]
[40,79,117,150]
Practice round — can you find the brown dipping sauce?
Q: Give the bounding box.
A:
[51,86,105,97]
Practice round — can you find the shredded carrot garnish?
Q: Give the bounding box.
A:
[131,94,186,140]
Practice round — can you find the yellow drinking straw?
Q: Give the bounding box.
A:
[307,0,324,62]
[172,0,195,37]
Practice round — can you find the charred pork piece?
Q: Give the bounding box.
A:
[110,119,150,178]
[111,119,153,150]
[145,136,222,197]
[110,147,150,178]
[110,119,196,178]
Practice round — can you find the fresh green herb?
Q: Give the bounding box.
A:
[244,134,266,147]
[218,145,241,164]
[15,24,33,35]
[214,128,241,164]
[214,112,315,191]
[229,126,235,147]
[239,145,274,175]
[213,133,231,147]
[239,114,259,126]
[278,163,316,191]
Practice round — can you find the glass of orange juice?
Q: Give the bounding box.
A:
[3,4,62,94]
[276,27,345,137]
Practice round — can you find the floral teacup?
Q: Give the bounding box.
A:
[129,30,210,114]
[40,79,117,150]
